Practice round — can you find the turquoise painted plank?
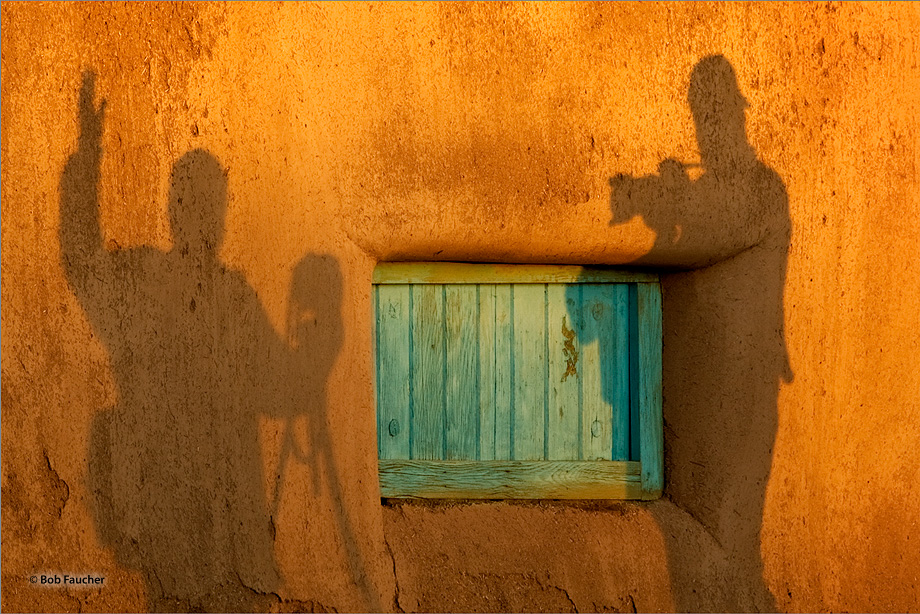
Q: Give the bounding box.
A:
[379,459,643,499]
[445,285,479,460]
[580,285,614,461]
[374,263,658,285]
[478,285,496,460]
[637,282,663,498]
[628,284,640,461]
[411,284,445,460]
[512,284,546,460]
[546,284,580,460]
[610,285,631,461]
[493,285,513,460]
[376,285,411,460]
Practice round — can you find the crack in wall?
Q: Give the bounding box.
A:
[41,449,70,519]
[591,594,638,614]
[383,532,404,613]
[556,583,579,613]
[236,570,339,613]
[144,569,339,613]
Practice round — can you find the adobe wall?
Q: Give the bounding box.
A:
[2,3,918,611]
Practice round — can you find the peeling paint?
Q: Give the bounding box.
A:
[561,315,579,382]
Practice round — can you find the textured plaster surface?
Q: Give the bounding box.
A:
[3,2,919,612]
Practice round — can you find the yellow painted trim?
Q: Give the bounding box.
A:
[373,262,658,285]
[379,459,644,499]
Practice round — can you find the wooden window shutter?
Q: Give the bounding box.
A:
[373,263,662,500]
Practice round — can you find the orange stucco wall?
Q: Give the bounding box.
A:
[3,2,919,612]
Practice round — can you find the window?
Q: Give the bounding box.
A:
[373,263,662,500]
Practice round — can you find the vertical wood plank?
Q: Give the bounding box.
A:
[493,285,513,460]
[610,285,631,461]
[478,285,496,460]
[376,285,411,460]
[628,284,640,461]
[637,282,663,497]
[411,284,445,460]
[512,284,546,460]
[546,284,580,460]
[445,285,479,460]
[580,285,614,460]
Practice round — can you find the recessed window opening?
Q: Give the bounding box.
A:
[373,263,662,500]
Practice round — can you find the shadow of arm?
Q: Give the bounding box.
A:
[59,71,110,295]
[610,161,788,269]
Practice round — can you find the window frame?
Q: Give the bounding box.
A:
[373,263,662,500]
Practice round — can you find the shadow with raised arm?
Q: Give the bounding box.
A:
[61,71,306,610]
[607,56,792,610]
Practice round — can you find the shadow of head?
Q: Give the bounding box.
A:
[288,254,344,367]
[608,55,755,237]
[168,149,228,254]
[689,55,750,168]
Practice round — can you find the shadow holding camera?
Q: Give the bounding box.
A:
[61,71,374,611]
[286,254,382,611]
[607,55,792,611]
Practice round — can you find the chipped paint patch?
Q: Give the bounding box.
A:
[561,316,578,382]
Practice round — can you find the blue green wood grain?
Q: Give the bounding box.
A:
[628,283,641,461]
[511,284,546,460]
[379,460,643,499]
[411,284,445,459]
[375,285,411,460]
[477,285,497,460]
[372,265,663,500]
[610,284,630,461]
[445,285,478,459]
[546,284,580,460]
[637,282,663,498]
[493,285,513,459]
[580,285,613,461]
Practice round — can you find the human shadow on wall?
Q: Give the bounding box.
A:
[286,255,381,611]
[60,71,371,611]
[606,56,792,611]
